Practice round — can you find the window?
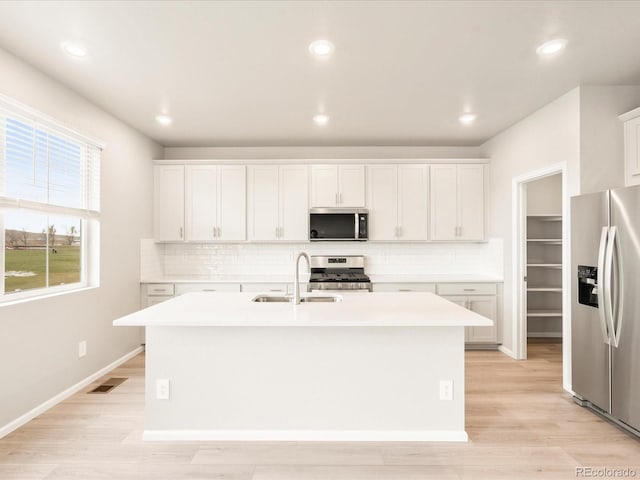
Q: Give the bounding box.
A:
[0,97,101,302]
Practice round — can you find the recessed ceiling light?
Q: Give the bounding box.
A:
[313,114,329,126]
[155,114,173,126]
[536,38,568,56]
[459,113,476,125]
[309,40,334,58]
[61,41,88,59]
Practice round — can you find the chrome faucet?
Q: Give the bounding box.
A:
[293,252,310,305]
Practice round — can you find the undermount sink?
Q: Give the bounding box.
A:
[251,294,342,303]
[300,296,342,303]
[252,295,291,303]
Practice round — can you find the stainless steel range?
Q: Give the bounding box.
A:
[307,255,372,292]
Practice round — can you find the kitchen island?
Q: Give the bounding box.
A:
[113,291,492,442]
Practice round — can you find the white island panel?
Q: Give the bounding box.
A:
[144,325,466,441]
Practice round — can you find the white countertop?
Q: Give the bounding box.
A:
[114,291,493,328]
[140,273,502,284]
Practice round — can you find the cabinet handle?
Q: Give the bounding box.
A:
[180,227,183,239]
[335,192,339,205]
[203,289,217,292]
[152,288,165,292]
[217,227,221,238]
[339,192,343,204]
[459,226,463,237]
[398,289,411,292]
[269,289,284,292]
[275,227,279,238]
[463,288,476,292]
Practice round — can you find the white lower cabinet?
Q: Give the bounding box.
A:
[370,281,501,347]
[372,283,436,293]
[141,282,241,308]
[141,283,175,308]
[241,283,288,293]
[437,283,499,345]
[175,283,240,295]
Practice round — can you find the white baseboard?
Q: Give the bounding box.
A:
[0,346,144,439]
[143,429,469,442]
[498,345,516,359]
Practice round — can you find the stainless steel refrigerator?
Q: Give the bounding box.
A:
[571,185,640,434]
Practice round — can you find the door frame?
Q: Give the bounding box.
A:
[512,162,571,390]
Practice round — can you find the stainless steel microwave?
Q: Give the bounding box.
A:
[309,208,368,241]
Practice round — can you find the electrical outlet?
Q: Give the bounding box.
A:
[78,341,87,358]
[439,380,453,400]
[156,379,170,400]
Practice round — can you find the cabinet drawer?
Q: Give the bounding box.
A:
[145,283,175,296]
[242,283,288,293]
[437,283,497,295]
[373,283,436,293]
[175,283,241,295]
[147,296,173,307]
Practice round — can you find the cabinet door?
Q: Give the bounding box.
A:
[624,116,640,186]
[467,295,498,343]
[398,165,428,240]
[185,165,218,241]
[218,166,246,241]
[338,165,366,207]
[280,165,309,241]
[441,295,468,308]
[154,165,185,241]
[430,165,458,241]
[310,165,339,207]
[248,166,279,240]
[366,165,397,240]
[458,165,485,241]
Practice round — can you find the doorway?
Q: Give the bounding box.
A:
[512,163,570,389]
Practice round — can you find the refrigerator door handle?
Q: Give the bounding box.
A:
[606,226,623,348]
[597,226,611,345]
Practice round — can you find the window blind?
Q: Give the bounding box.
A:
[0,103,101,217]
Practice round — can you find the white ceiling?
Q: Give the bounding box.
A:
[0,1,639,147]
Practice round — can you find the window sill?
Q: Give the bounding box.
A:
[0,285,98,307]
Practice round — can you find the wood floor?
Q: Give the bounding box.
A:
[1,343,639,479]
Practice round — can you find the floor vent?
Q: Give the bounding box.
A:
[88,377,127,394]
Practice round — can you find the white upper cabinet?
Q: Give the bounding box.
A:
[248,165,308,241]
[217,166,247,241]
[279,165,309,241]
[311,165,365,207]
[154,165,185,241]
[620,107,640,186]
[367,165,397,240]
[397,165,429,240]
[430,164,485,241]
[367,165,428,241]
[185,165,217,240]
[185,165,246,241]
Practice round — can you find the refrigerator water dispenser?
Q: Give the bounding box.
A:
[577,265,599,308]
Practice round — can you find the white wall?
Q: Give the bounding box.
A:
[0,47,162,429]
[163,145,483,160]
[527,174,562,215]
[580,86,640,194]
[480,88,581,356]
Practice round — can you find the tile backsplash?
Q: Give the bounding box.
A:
[141,239,503,280]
